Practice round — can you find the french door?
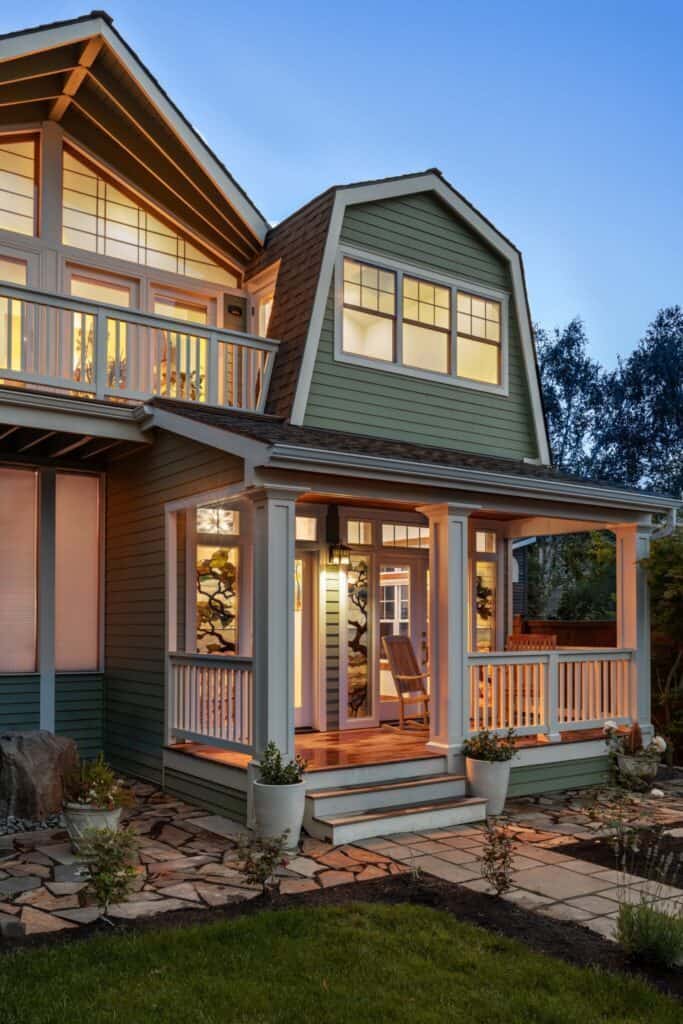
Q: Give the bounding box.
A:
[340,554,428,729]
[294,552,316,728]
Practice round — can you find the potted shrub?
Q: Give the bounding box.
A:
[252,742,308,849]
[63,754,133,848]
[604,721,667,784]
[462,729,516,816]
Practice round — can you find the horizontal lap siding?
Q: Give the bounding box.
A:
[0,675,40,732]
[304,193,539,460]
[105,430,243,784]
[325,569,341,730]
[55,674,104,758]
[508,756,609,797]
[163,767,246,823]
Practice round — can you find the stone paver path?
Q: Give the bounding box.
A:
[359,774,683,942]
[0,782,405,937]
[2,774,682,942]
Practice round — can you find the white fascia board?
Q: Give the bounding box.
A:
[266,443,681,515]
[145,406,271,467]
[288,172,551,465]
[0,388,149,442]
[0,17,269,244]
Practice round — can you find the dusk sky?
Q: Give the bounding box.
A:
[5,1,682,366]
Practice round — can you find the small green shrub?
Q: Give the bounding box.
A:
[462,729,516,762]
[480,822,516,895]
[616,899,683,969]
[79,826,139,914]
[236,831,289,896]
[64,753,133,810]
[258,742,307,784]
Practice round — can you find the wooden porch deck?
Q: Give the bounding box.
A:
[168,725,608,773]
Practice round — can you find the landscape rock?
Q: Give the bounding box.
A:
[0,732,78,821]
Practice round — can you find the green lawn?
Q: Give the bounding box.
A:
[0,903,677,1023]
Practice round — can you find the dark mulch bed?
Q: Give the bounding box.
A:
[561,820,683,881]
[3,873,682,1000]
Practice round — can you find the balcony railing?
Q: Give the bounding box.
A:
[168,652,254,754]
[0,283,278,412]
[468,648,634,737]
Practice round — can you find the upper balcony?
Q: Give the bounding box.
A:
[0,282,279,413]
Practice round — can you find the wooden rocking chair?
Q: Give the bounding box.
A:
[381,635,430,731]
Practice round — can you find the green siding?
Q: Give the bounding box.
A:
[104,430,244,784]
[163,767,246,823]
[0,675,40,732]
[325,568,341,729]
[55,673,104,759]
[509,756,609,797]
[304,192,539,460]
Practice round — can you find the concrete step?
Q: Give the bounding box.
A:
[306,795,487,845]
[305,773,466,818]
[303,755,446,791]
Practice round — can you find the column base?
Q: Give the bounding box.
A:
[546,732,562,744]
[426,740,464,773]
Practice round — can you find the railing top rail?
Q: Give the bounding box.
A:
[0,282,280,354]
[468,647,634,663]
[168,651,254,669]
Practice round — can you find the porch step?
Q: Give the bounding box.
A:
[307,795,487,845]
[306,773,466,817]
[302,755,447,791]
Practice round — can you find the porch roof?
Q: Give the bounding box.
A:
[147,396,680,514]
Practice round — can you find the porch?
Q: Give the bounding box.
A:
[162,482,652,835]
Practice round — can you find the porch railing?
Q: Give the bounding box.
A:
[168,652,254,754]
[0,283,278,411]
[468,648,634,738]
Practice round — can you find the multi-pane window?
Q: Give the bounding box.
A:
[295,516,318,542]
[473,527,498,652]
[382,523,429,549]
[456,292,501,385]
[339,255,504,388]
[347,519,373,545]
[342,257,396,362]
[62,148,239,287]
[402,276,450,374]
[0,135,37,237]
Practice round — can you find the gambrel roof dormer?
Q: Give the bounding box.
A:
[248,171,551,465]
[0,10,268,266]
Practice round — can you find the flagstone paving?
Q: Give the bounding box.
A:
[1,774,682,941]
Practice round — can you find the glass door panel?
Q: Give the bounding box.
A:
[294,556,315,728]
[377,559,428,722]
[344,558,374,724]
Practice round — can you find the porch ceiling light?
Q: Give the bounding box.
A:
[328,542,351,567]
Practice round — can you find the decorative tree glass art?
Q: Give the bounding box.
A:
[196,544,239,653]
[346,560,370,718]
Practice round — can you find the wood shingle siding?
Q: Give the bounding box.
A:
[304,193,539,460]
[104,430,244,783]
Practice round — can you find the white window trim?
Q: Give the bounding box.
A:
[340,506,431,552]
[334,245,510,396]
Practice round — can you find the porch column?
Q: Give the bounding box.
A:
[614,523,653,739]
[246,485,307,764]
[418,503,480,770]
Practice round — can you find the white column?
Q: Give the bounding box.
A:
[38,469,56,732]
[615,524,653,739]
[418,503,479,770]
[247,485,306,763]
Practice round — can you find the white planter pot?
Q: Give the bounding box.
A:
[63,803,122,848]
[617,753,658,782]
[252,780,306,849]
[465,758,512,816]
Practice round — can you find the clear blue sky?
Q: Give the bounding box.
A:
[4,0,683,366]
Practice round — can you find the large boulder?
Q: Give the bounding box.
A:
[0,731,78,820]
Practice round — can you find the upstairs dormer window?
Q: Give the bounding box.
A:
[337,251,506,391]
[342,257,395,362]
